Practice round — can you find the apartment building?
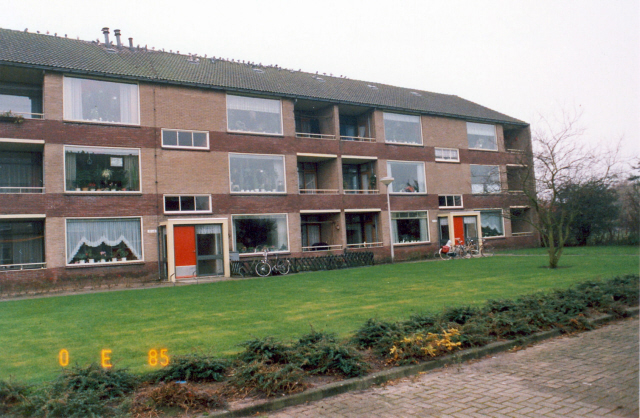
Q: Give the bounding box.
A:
[0,27,535,283]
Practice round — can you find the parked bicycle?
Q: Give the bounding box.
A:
[254,250,292,277]
[464,238,495,258]
[435,239,469,260]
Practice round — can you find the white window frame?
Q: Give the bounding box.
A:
[470,164,501,194]
[435,147,460,162]
[231,213,290,255]
[479,208,505,238]
[386,160,427,194]
[467,122,498,151]
[63,76,140,125]
[383,112,423,146]
[161,129,210,150]
[64,216,144,267]
[229,153,287,194]
[391,211,430,245]
[438,195,464,208]
[226,94,283,136]
[64,145,142,194]
[163,195,212,214]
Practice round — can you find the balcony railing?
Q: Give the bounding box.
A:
[0,186,45,194]
[346,242,383,249]
[0,262,46,271]
[295,132,336,140]
[340,135,376,143]
[302,244,343,252]
[299,188,339,195]
[344,189,379,195]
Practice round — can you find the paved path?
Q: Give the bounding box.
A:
[266,318,639,418]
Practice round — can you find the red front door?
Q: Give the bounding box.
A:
[174,226,196,278]
[453,216,465,245]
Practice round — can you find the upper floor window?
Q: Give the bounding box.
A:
[384,113,422,145]
[162,129,209,149]
[63,77,139,125]
[386,161,426,194]
[229,153,285,194]
[0,82,43,119]
[438,195,463,208]
[164,195,211,214]
[227,95,282,135]
[435,147,459,162]
[467,122,497,151]
[65,146,140,192]
[470,165,501,194]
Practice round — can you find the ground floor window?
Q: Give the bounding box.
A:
[346,213,380,247]
[0,220,44,268]
[391,211,429,244]
[232,214,288,254]
[510,208,534,235]
[480,210,505,237]
[66,218,142,265]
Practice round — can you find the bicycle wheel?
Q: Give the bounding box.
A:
[481,242,495,257]
[276,259,291,275]
[439,249,450,260]
[255,261,272,277]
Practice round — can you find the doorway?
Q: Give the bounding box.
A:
[174,225,223,278]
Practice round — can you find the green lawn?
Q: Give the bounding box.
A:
[1,247,637,384]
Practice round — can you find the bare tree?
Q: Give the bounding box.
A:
[519,108,622,268]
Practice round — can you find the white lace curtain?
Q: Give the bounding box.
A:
[66,218,142,263]
[481,211,504,234]
[63,77,139,124]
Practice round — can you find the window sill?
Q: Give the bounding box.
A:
[393,241,430,247]
[438,206,464,209]
[162,146,210,151]
[227,130,284,137]
[164,211,213,215]
[66,260,145,268]
[483,236,505,240]
[390,192,428,196]
[238,251,290,257]
[435,159,460,163]
[231,191,287,195]
[63,119,140,128]
[385,141,424,147]
[65,191,142,195]
[468,147,499,152]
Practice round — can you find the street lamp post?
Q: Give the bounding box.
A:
[380,176,395,263]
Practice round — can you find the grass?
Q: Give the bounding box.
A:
[1,246,637,384]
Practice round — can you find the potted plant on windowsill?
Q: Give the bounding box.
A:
[0,111,25,124]
[116,247,128,262]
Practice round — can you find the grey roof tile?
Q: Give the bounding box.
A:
[0,28,526,125]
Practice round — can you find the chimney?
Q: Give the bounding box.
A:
[128,37,133,49]
[114,29,122,48]
[102,27,110,46]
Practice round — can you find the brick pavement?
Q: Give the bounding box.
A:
[265,318,639,418]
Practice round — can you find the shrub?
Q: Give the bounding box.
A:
[149,354,228,383]
[131,382,225,416]
[401,313,441,333]
[294,332,368,377]
[20,364,139,417]
[0,379,30,414]
[442,305,481,325]
[387,328,462,365]
[351,318,403,352]
[229,361,306,397]
[237,337,293,364]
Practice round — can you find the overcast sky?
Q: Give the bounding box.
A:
[1,0,638,163]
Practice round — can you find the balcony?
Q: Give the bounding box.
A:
[342,156,378,195]
[300,212,342,252]
[0,219,45,270]
[297,154,339,195]
[294,100,336,140]
[345,211,382,249]
[504,126,530,154]
[506,165,529,193]
[0,66,44,120]
[0,141,44,194]
[339,105,375,142]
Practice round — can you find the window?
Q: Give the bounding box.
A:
[229,153,285,193]
[298,162,318,193]
[470,165,501,194]
[343,162,376,193]
[384,113,422,145]
[435,148,459,162]
[386,161,426,193]
[510,208,533,235]
[162,129,209,149]
[66,218,142,265]
[0,149,43,193]
[63,77,139,124]
[0,220,45,269]
[232,214,289,254]
[164,195,211,213]
[480,210,504,237]
[345,213,380,247]
[391,211,429,244]
[467,122,497,150]
[227,95,282,135]
[0,82,42,118]
[438,195,463,208]
[65,146,140,192]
